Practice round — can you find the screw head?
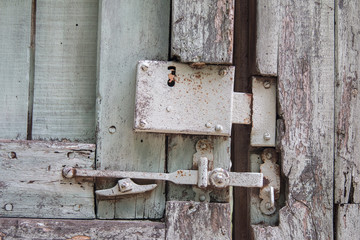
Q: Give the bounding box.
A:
[205,122,212,128]
[62,166,75,178]
[108,126,116,134]
[199,195,206,202]
[263,81,271,89]
[209,168,230,188]
[139,120,147,127]
[215,125,223,132]
[141,64,148,71]
[219,68,228,76]
[166,106,173,112]
[4,203,13,211]
[8,152,16,159]
[263,132,271,141]
[119,181,132,192]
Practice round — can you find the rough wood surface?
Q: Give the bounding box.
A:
[0,140,95,218]
[249,0,280,76]
[31,0,98,142]
[0,0,32,139]
[171,0,234,64]
[252,1,334,239]
[334,0,360,204]
[96,0,169,219]
[166,201,231,240]
[336,204,360,239]
[0,218,165,240]
[167,136,231,203]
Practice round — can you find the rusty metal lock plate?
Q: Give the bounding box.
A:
[134,61,235,136]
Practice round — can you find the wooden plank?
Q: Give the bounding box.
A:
[0,140,95,218]
[334,0,360,204]
[252,0,334,239]
[31,0,98,142]
[166,201,231,240]
[0,0,32,139]
[167,136,231,203]
[249,0,280,76]
[96,0,170,219]
[336,204,360,239]
[171,0,235,64]
[0,218,165,240]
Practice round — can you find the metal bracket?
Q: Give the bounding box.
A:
[259,149,280,215]
[134,61,276,147]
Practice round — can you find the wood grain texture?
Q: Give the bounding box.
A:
[165,201,231,240]
[336,204,360,239]
[0,140,95,218]
[171,0,234,64]
[0,218,165,240]
[334,0,360,204]
[96,0,170,219]
[249,0,280,76]
[31,0,98,142]
[252,1,334,239]
[0,0,32,139]
[167,136,231,203]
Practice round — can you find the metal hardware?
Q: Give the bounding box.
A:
[259,148,280,215]
[95,178,157,198]
[62,167,263,189]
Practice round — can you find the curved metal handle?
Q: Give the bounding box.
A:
[95,178,157,198]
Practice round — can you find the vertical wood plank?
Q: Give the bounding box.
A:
[166,201,231,240]
[96,0,170,219]
[0,0,32,139]
[32,0,98,142]
[171,0,235,64]
[252,1,334,239]
[336,204,360,239]
[334,0,360,204]
[232,0,251,239]
[249,0,280,76]
[0,140,95,219]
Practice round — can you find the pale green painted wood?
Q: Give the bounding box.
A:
[32,0,98,142]
[167,135,231,202]
[0,0,32,139]
[96,0,170,219]
[0,140,95,219]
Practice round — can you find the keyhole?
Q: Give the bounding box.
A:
[167,66,176,87]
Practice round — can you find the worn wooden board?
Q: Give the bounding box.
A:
[166,201,231,240]
[249,0,280,76]
[171,0,234,64]
[96,0,170,219]
[167,135,231,203]
[334,0,360,204]
[0,0,32,139]
[0,140,95,218]
[336,204,360,239]
[252,0,334,239]
[31,0,98,142]
[0,218,165,240]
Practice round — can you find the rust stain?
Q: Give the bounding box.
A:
[67,235,91,240]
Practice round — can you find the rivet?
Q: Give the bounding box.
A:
[139,120,147,127]
[205,122,212,128]
[263,81,271,89]
[141,64,148,71]
[199,195,206,202]
[62,166,75,179]
[67,152,75,159]
[219,68,228,76]
[166,106,173,112]
[108,126,116,134]
[263,132,271,141]
[215,125,223,132]
[4,203,13,211]
[73,204,81,211]
[8,152,17,159]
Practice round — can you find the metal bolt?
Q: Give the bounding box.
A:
[219,68,228,76]
[139,120,147,127]
[166,106,173,112]
[205,122,212,128]
[263,132,271,141]
[108,126,116,134]
[214,173,226,185]
[119,181,132,192]
[141,64,148,71]
[62,166,75,178]
[4,203,13,211]
[263,81,271,89]
[199,195,206,202]
[215,124,223,132]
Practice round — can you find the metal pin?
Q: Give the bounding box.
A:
[263,132,271,141]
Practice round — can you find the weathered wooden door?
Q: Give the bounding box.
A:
[2,0,359,240]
